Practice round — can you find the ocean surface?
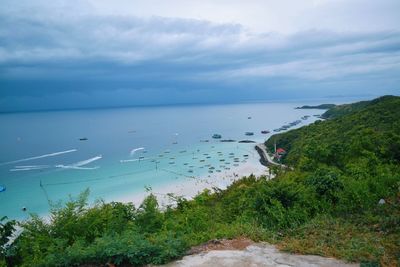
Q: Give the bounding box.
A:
[0,100,350,220]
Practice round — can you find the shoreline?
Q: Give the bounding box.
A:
[110,150,269,207]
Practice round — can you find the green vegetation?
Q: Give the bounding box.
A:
[321,98,372,119]
[0,216,16,267]
[295,104,336,109]
[1,96,399,266]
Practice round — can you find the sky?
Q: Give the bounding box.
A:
[0,0,399,112]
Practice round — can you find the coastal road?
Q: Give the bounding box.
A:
[255,143,287,168]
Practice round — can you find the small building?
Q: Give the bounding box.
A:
[276,148,286,155]
[274,148,286,161]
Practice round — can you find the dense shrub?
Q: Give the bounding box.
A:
[305,167,343,204]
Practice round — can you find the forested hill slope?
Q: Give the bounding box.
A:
[321,98,373,119]
[263,95,400,265]
[266,95,400,168]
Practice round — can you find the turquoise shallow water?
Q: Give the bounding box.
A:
[0,101,328,220]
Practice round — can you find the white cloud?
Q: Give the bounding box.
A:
[85,0,400,33]
[0,9,399,83]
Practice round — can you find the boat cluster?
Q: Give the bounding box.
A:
[211,129,271,140]
[146,148,250,176]
[204,152,249,174]
[273,118,304,132]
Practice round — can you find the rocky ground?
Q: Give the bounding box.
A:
[160,238,359,267]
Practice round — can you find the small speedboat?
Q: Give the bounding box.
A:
[261,130,270,134]
[212,134,222,139]
[79,137,88,141]
[245,132,254,136]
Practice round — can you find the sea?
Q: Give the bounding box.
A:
[0,99,360,220]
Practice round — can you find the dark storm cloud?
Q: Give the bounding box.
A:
[0,8,399,111]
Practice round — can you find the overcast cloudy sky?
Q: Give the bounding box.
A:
[0,0,399,112]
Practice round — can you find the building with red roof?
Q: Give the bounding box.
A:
[276,148,286,154]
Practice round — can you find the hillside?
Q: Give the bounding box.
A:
[266,95,400,166]
[1,96,399,267]
[320,99,373,119]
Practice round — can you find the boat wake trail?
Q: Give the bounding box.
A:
[55,166,100,170]
[120,157,150,163]
[72,155,102,167]
[130,147,144,156]
[0,149,78,166]
[10,165,51,172]
[55,155,102,170]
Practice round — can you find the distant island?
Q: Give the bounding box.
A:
[295,103,336,109]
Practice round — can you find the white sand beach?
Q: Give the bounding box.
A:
[113,159,269,207]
